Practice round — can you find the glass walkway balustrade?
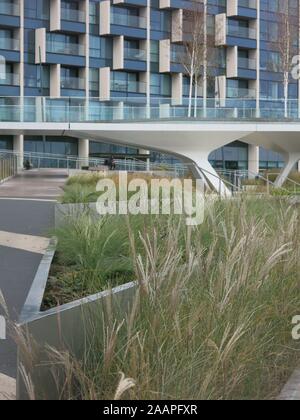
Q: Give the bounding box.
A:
[0,97,300,123]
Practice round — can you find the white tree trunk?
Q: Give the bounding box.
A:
[284,71,289,118]
[188,52,195,118]
[194,78,198,118]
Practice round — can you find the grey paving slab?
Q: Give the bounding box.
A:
[0,170,67,379]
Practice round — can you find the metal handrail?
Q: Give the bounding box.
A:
[266,172,300,194]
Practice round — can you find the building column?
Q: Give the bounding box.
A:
[78,139,89,168]
[139,149,150,171]
[248,145,259,177]
[13,135,24,170]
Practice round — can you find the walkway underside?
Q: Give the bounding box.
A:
[1,121,300,193]
[68,123,255,197]
[244,131,300,187]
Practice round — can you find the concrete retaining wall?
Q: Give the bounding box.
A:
[17,242,137,400]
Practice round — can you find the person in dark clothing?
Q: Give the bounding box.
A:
[24,159,32,170]
[108,156,116,170]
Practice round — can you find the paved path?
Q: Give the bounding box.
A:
[0,170,68,398]
[0,169,67,199]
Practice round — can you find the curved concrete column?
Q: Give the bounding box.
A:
[244,130,300,187]
[275,153,300,187]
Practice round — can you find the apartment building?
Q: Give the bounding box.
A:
[0,0,297,171]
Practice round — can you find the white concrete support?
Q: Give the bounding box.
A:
[99,0,111,35]
[99,67,111,101]
[172,73,183,105]
[13,135,24,170]
[159,39,171,73]
[188,153,231,197]
[50,64,61,97]
[78,139,89,167]
[275,153,300,187]
[50,0,61,31]
[248,144,259,177]
[171,9,183,42]
[227,0,238,16]
[226,46,238,78]
[215,14,226,47]
[139,149,151,171]
[35,28,46,64]
[113,36,124,70]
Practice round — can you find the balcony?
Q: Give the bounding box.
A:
[0,72,19,86]
[160,0,195,10]
[47,40,84,56]
[0,37,20,62]
[238,57,256,70]
[227,86,255,99]
[50,1,86,33]
[170,49,184,73]
[109,10,147,38]
[227,0,257,19]
[60,6,86,33]
[61,7,85,23]
[110,79,146,94]
[0,1,19,16]
[227,25,256,40]
[124,47,146,61]
[226,23,256,49]
[113,0,147,6]
[111,12,146,29]
[100,1,146,38]
[0,37,19,51]
[61,77,85,90]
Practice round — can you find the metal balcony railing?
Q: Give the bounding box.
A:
[0,152,17,182]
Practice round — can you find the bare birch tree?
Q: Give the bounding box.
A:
[179,0,217,117]
[276,3,298,117]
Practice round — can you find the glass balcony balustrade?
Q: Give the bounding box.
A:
[46,40,85,56]
[238,0,257,9]
[111,79,146,94]
[227,86,256,98]
[0,37,19,50]
[111,12,146,29]
[238,57,256,70]
[227,24,256,40]
[0,97,300,123]
[0,1,19,16]
[61,7,85,23]
[0,72,19,85]
[61,77,85,90]
[124,47,146,61]
[171,50,185,64]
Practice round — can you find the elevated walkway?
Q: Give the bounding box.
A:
[0,97,300,195]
